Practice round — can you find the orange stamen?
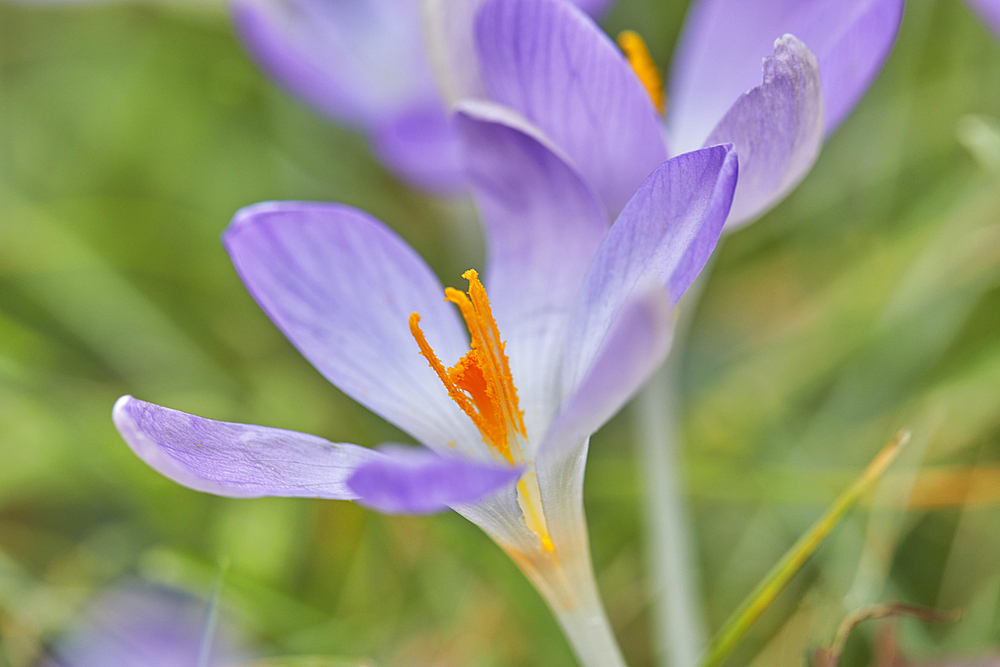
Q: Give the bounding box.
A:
[618,30,665,114]
[410,270,554,553]
[409,270,525,464]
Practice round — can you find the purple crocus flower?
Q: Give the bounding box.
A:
[230,0,612,193]
[432,0,903,228]
[114,135,738,666]
[40,584,241,667]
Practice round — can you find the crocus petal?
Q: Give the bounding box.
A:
[371,102,465,193]
[561,144,738,395]
[534,287,672,575]
[967,0,1000,38]
[421,0,618,106]
[347,445,521,514]
[475,0,668,218]
[422,0,490,105]
[113,396,382,499]
[231,0,441,128]
[668,0,903,152]
[704,35,824,227]
[223,202,480,452]
[453,100,608,444]
[573,0,614,16]
[539,286,673,468]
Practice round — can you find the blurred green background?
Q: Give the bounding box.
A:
[1,0,1000,665]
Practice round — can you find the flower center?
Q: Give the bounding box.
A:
[409,269,525,464]
[409,269,554,552]
[618,30,664,114]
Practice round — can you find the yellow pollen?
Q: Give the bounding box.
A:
[410,270,554,553]
[409,269,525,464]
[618,30,664,114]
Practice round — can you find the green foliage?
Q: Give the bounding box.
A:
[0,0,999,665]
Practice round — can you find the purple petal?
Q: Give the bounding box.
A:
[231,0,440,127]
[348,446,521,514]
[573,0,615,16]
[967,0,1000,39]
[113,395,382,499]
[668,0,904,152]
[540,286,673,465]
[371,102,466,193]
[453,101,608,441]
[422,0,616,108]
[222,202,480,451]
[476,0,668,218]
[704,35,824,227]
[561,144,737,394]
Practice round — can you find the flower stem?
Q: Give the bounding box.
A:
[510,520,629,667]
[635,361,707,667]
[633,266,713,667]
[553,600,630,667]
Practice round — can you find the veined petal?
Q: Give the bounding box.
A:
[561,144,737,395]
[113,396,382,499]
[348,445,521,514]
[231,0,440,128]
[539,286,673,471]
[967,0,1000,39]
[475,0,668,218]
[453,100,608,446]
[704,35,824,228]
[223,201,480,452]
[668,0,903,152]
[421,0,619,106]
[371,102,465,193]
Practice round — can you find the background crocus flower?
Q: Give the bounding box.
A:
[435,0,903,228]
[40,583,242,667]
[230,0,612,193]
[113,134,738,666]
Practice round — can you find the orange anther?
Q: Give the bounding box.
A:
[618,30,664,114]
[410,270,525,465]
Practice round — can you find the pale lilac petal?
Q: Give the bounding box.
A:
[348,445,521,514]
[573,0,614,16]
[967,0,1000,38]
[476,0,667,218]
[561,144,737,394]
[222,202,480,451]
[534,288,672,566]
[422,0,617,107]
[668,0,903,152]
[231,0,440,128]
[453,100,608,444]
[704,35,824,227]
[371,102,465,193]
[540,286,673,467]
[815,0,904,133]
[113,396,382,499]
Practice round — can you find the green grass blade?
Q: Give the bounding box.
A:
[699,430,911,667]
